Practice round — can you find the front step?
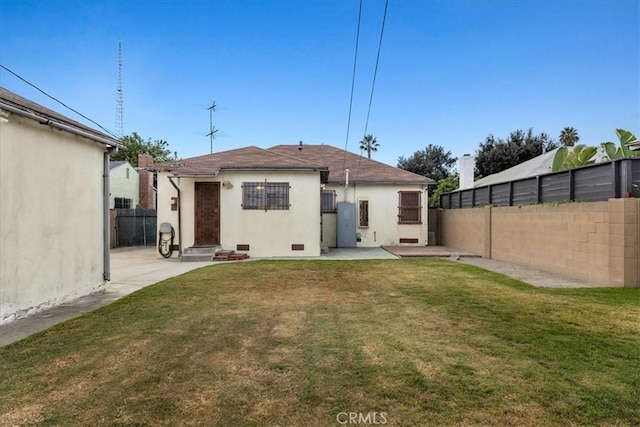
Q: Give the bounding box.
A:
[180,246,249,262]
[180,245,221,262]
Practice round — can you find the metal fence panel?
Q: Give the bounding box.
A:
[461,189,474,208]
[115,208,157,247]
[512,178,537,205]
[474,186,490,206]
[491,183,510,206]
[540,172,570,203]
[573,163,614,201]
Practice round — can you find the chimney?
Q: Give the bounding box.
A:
[138,153,155,209]
[459,154,475,190]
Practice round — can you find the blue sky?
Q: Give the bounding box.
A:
[1,0,638,167]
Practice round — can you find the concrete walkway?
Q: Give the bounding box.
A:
[0,245,596,347]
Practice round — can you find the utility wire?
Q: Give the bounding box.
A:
[0,64,119,138]
[342,0,363,181]
[362,0,389,137]
[355,0,389,182]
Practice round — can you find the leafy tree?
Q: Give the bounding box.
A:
[559,126,579,147]
[112,132,172,166]
[359,134,379,159]
[429,174,458,208]
[397,144,457,182]
[475,128,558,178]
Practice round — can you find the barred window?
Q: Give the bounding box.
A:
[242,182,290,210]
[114,197,132,209]
[398,191,422,224]
[359,200,369,227]
[321,190,337,213]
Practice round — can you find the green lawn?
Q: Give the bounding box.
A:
[1,259,639,426]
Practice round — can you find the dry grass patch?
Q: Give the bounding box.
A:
[1,259,639,426]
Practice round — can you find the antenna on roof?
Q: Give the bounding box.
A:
[115,41,124,138]
[207,101,218,153]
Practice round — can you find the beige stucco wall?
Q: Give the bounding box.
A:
[157,170,322,257]
[440,200,640,287]
[0,112,106,324]
[109,162,139,208]
[323,183,428,247]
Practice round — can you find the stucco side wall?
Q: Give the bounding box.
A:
[440,200,640,287]
[157,170,322,257]
[324,183,428,247]
[0,113,106,324]
[109,163,139,208]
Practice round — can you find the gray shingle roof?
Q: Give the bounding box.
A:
[268,144,434,185]
[150,146,329,179]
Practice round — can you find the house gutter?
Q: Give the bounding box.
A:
[168,176,182,256]
[0,103,121,148]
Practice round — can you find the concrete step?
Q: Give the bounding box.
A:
[180,253,216,262]
[180,245,222,262]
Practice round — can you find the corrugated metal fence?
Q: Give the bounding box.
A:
[110,208,157,248]
[440,158,640,209]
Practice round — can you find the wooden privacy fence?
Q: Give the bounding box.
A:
[440,158,640,209]
[110,208,157,248]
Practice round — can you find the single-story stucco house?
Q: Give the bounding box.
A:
[0,87,121,324]
[151,143,434,258]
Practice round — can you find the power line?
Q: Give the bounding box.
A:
[362,0,389,137]
[342,0,363,180]
[0,64,118,138]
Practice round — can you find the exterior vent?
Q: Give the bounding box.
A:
[237,244,250,251]
[291,244,305,251]
[399,238,419,244]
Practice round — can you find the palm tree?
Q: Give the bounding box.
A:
[359,134,379,159]
[559,127,579,147]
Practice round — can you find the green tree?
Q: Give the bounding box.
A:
[429,174,459,208]
[397,144,457,182]
[111,132,172,166]
[359,134,379,159]
[475,128,558,178]
[559,126,580,147]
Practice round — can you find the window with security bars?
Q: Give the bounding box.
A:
[242,182,290,210]
[359,200,369,227]
[398,191,422,223]
[114,197,132,209]
[321,190,337,213]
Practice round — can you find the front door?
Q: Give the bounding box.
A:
[194,182,220,246]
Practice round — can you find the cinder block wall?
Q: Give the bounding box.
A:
[440,199,640,287]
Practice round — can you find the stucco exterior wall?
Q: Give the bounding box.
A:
[440,200,640,287]
[109,162,139,208]
[0,112,106,324]
[157,170,322,257]
[323,183,428,247]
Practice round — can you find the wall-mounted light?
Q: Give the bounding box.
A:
[222,180,233,189]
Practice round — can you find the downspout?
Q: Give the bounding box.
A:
[103,148,116,281]
[168,176,182,257]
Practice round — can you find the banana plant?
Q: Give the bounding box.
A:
[601,129,640,160]
[552,144,598,171]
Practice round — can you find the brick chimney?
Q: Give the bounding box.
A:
[138,153,155,209]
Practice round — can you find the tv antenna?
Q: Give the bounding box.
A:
[207,101,219,153]
[115,41,124,138]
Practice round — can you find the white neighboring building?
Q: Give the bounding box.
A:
[0,87,120,324]
[109,160,139,209]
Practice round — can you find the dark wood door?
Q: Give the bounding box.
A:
[194,182,220,246]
